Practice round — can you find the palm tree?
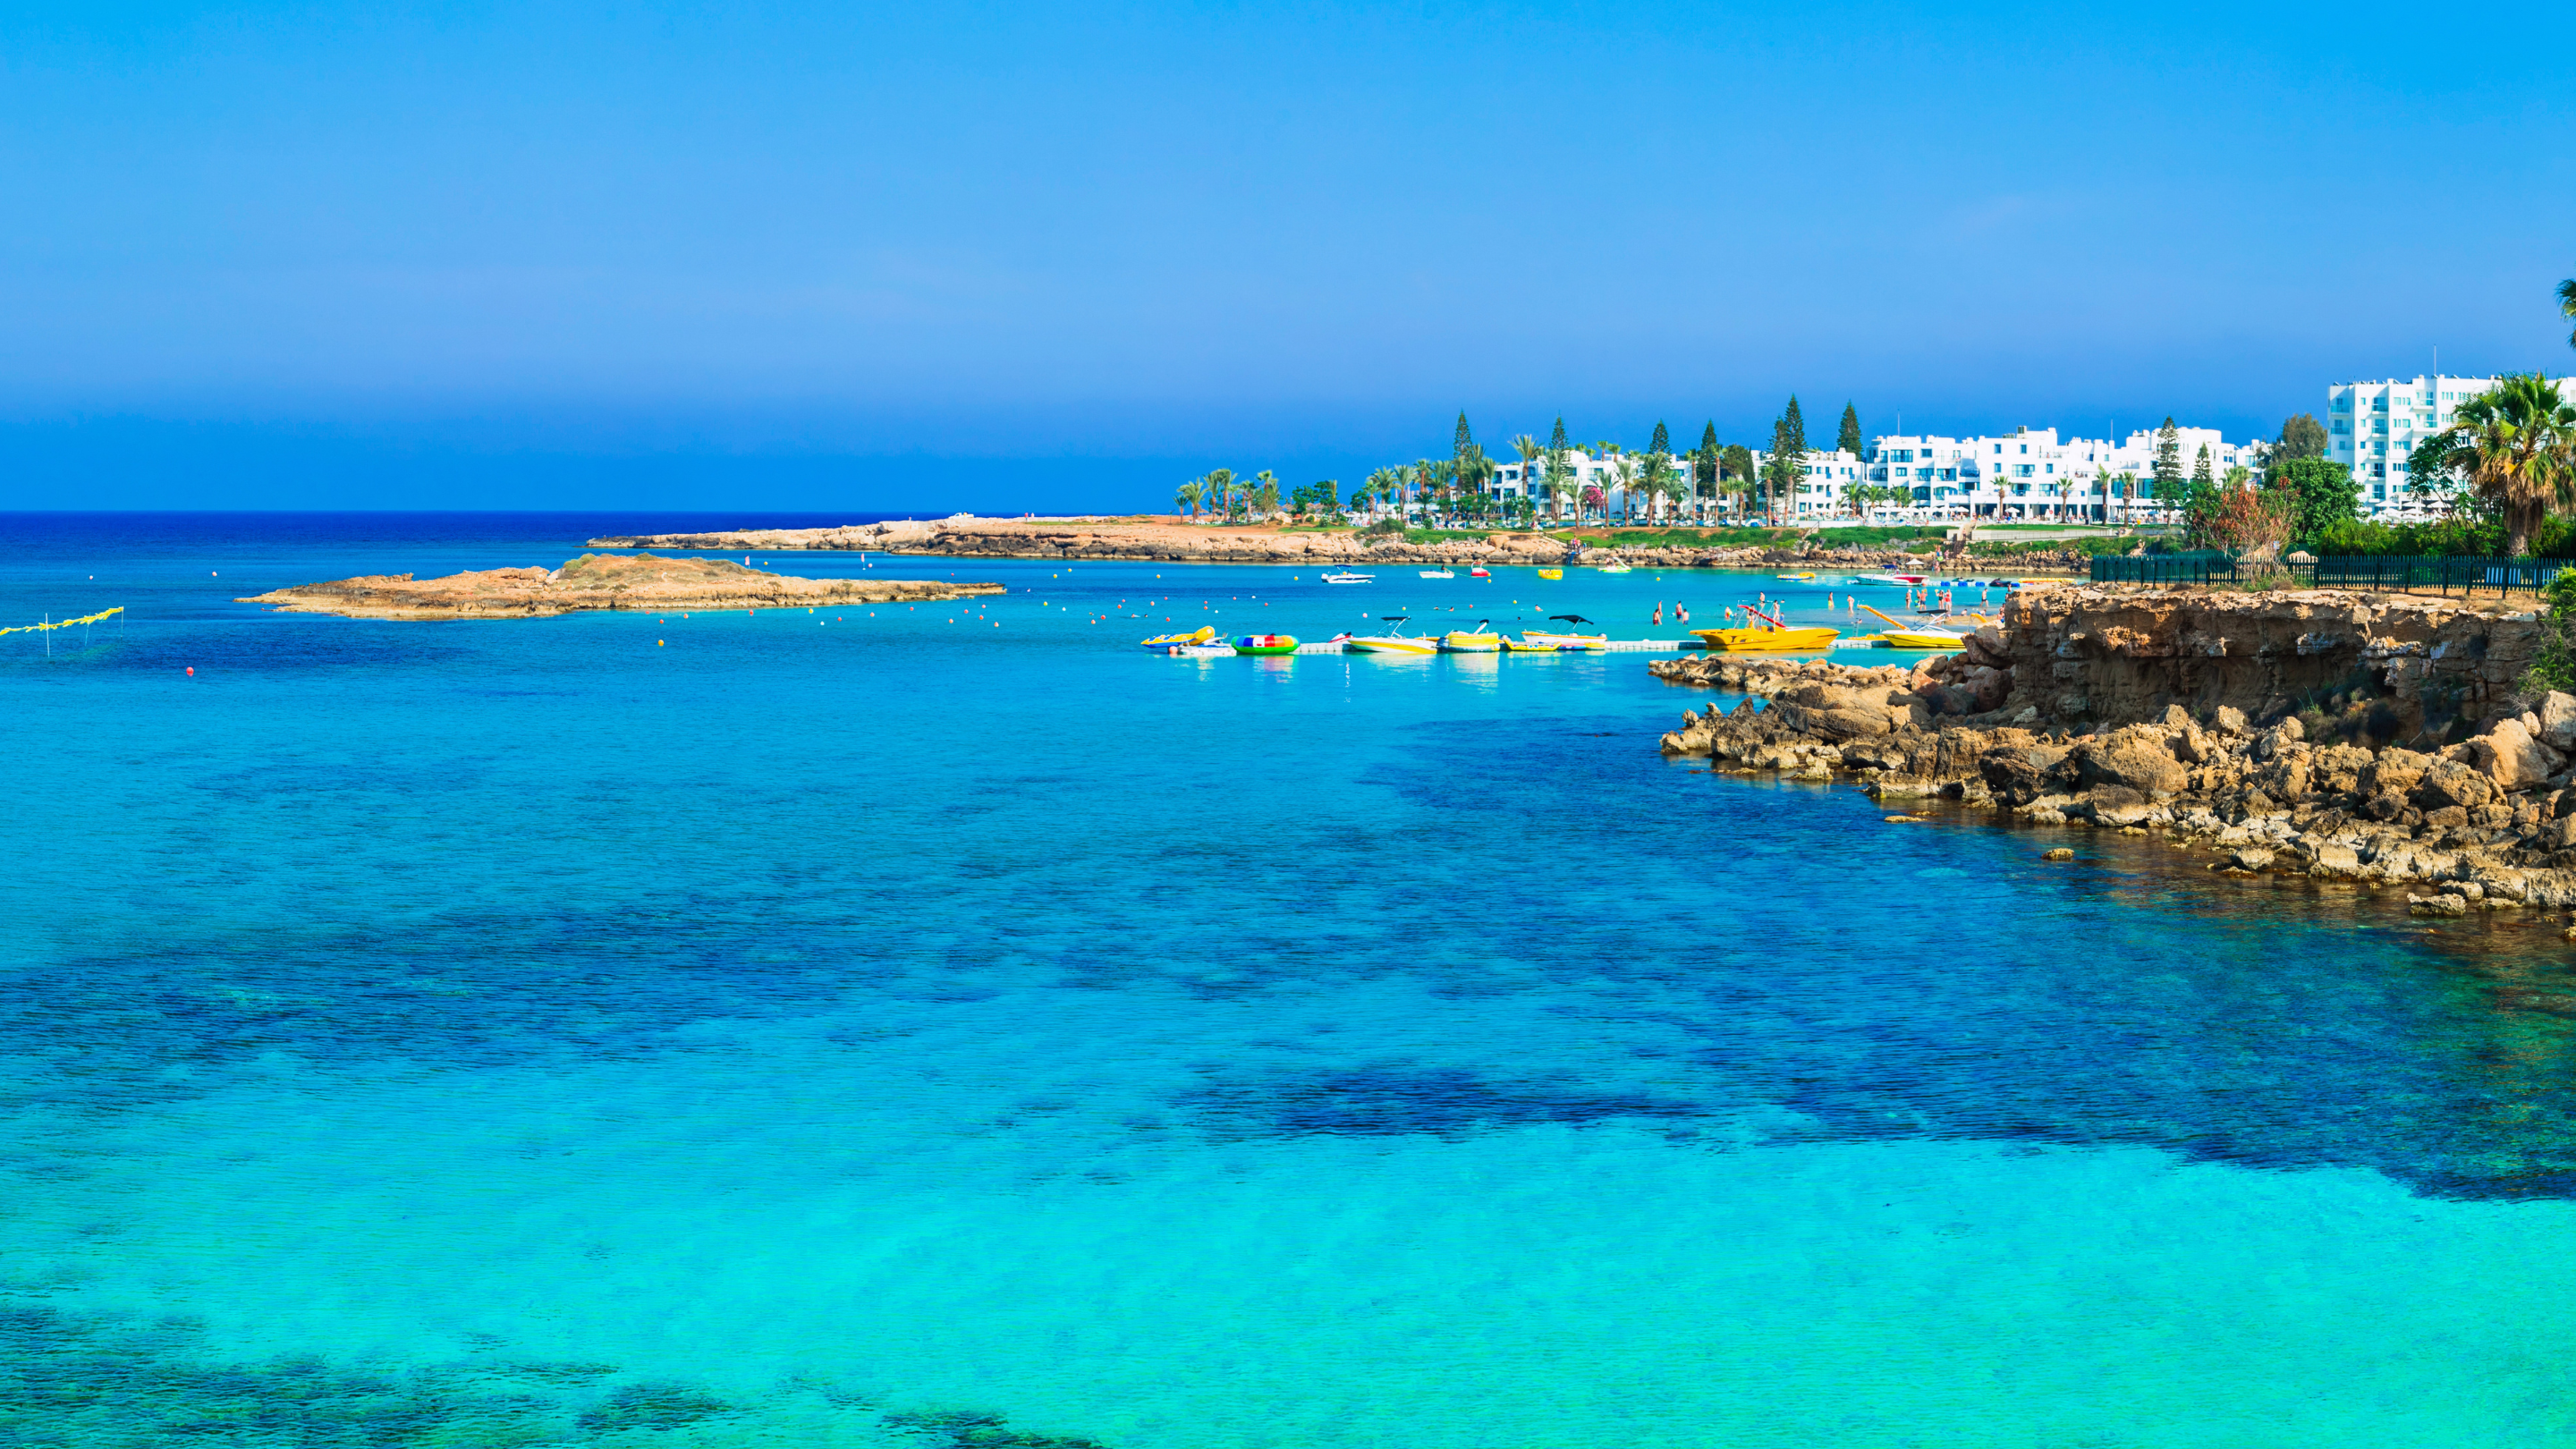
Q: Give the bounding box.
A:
[1203,467,1235,522]
[1608,454,1640,524]
[1175,479,1204,519]
[2430,373,2576,555]
[1510,434,1544,521]
[1633,451,1678,525]
[2561,276,2576,352]
[1542,450,1575,524]
[1251,470,1280,521]
[1377,466,1406,521]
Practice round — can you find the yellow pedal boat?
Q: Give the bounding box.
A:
[1439,621,1503,652]
[1536,568,1563,580]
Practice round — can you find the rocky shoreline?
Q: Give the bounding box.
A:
[240,551,1002,621]
[586,518,2091,574]
[1652,586,2576,918]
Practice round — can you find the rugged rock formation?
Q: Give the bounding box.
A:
[586,518,2089,573]
[241,551,1002,621]
[1990,585,2544,739]
[1650,585,2576,910]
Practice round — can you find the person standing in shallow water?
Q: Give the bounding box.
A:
[1652,603,1663,627]
[1677,602,1689,626]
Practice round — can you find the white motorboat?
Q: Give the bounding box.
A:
[1419,568,1455,579]
[1322,571,1374,584]
[1346,615,1439,655]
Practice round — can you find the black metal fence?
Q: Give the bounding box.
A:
[2295,555,2566,597]
[2089,551,2240,585]
[2092,550,2569,596]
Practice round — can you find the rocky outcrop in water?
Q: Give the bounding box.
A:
[241,551,1002,621]
[1651,586,2576,911]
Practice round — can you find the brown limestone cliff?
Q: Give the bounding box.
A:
[1648,586,2576,911]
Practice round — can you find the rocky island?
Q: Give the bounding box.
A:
[1653,585,2576,914]
[240,551,1003,621]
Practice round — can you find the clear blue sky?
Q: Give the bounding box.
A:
[4,1,2572,511]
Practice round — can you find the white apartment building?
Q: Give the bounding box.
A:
[2329,375,2500,514]
[1849,426,2259,521]
[1491,448,1712,519]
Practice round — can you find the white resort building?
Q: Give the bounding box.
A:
[2328,375,2501,516]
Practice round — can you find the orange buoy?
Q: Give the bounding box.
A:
[186,666,194,675]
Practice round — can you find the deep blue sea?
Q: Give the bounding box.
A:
[5,512,2576,1447]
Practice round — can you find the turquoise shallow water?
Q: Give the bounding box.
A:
[6,513,2576,1446]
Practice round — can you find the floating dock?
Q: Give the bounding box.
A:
[1293,640,1699,655]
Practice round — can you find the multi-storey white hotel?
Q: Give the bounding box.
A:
[1489,430,2248,523]
[2329,374,2500,515]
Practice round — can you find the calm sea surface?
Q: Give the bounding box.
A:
[4,512,2575,1446]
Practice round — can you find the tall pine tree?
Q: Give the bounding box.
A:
[1548,416,1568,455]
[1454,412,1474,462]
[1837,402,1862,457]
[1696,421,1720,504]
[1649,419,1670,456]
[2152,417,2184,498]
[1762,395,1808,523]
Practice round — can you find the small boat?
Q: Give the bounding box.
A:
[1775,572,1817,581]
[1469,567,1491,578]
[1439,620,1502,652]
[1322,571,1374,584]
[1502,636,1564,652]
[1857,605,1964,648]
[1346,616,1439,655]
[1536,568,1563,580]
[1232,633,1300,656]
[1845,574,1905,586]
[1596,563,1633,574]
[1161,642,1235,657]
[1521,614,1607,649]
[1693,603,1837,652]
[1419,568,1455,580]
[1140,625,1217,651]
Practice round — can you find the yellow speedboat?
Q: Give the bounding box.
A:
[1775,571,1817,580]
[1536,568,1563,580]
[1347,615,1439,655]
[1522,614,1606,649]
[1693,603,1836,652]
[1502,636,1565,652]
[1694,625,1840,651]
